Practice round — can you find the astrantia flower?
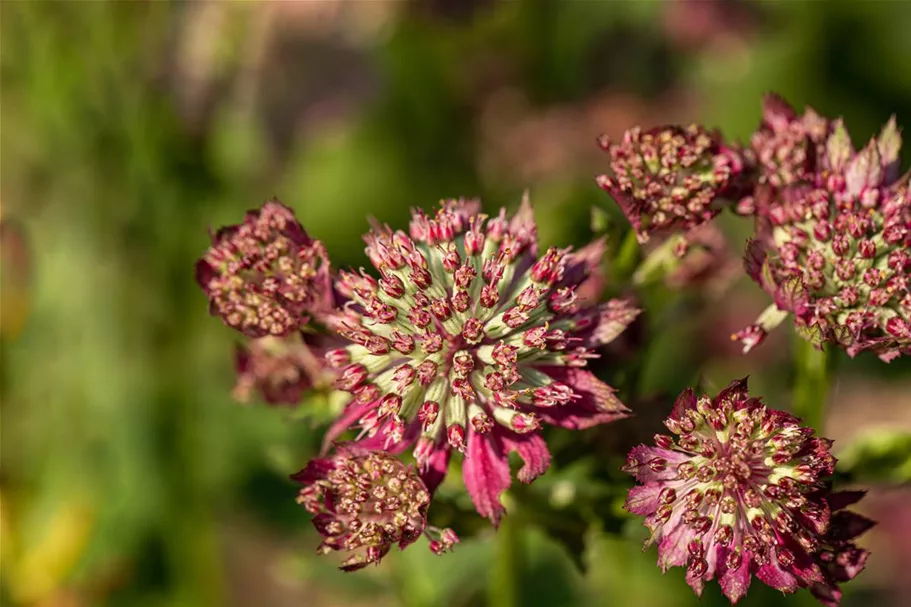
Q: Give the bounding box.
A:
[735,118,910,361]
[292,448,457,571]
[324,197,636,524]
[195,200,332,337]
[596,124,744,243]
[624,378,872,605]
[233,333,332,406]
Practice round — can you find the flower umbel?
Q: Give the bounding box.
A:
[623,378,871,605]
[597,124,743,243]
[736,116,910,361]
[195,200,332,337]
[292,448,431,571]
[324,197,636,524]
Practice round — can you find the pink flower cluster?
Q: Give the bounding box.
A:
[193,93,885,602]
[736,98,910,360]
[322,198,636,525]
[624,379,872,605]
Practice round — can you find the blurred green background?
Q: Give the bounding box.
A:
[2,1,911,606]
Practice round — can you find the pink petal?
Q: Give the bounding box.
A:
[829,511,876,541]
[845,142,882,197]
[509,192,538,255]
[658,523,697,570]
[810,583,842,607]
[537,366,631,421]
[321,399,374,454]
[829,546,870,582]
[349,419,417,455]
[463,429,512,526]
[536,406,625,430]
[761,93,798,131]
[714,377,750,408]
[686,567,706,597]
[417,442,452,494]
[194,259,217,292]
[756,561,798,593]
[624,484,662,516]
[670,387,697,420]
[718,550,753,604]
[589,299,641,346]
[826,490,867,511]
[562,237,607,302]
[289,456,335,485]
[743,239,768,285]
[625,445,688,482]
[499,430,551,483]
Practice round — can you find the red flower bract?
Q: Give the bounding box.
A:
[623,378,873,605]
[596,124,744,243]
[323,197,637,525]
[292,449,431,571]
[195,200,332,337]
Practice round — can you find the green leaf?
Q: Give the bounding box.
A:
[590,206,612,234]
[837,429,911,484]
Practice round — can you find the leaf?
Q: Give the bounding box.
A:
[590,206,612,234]
[836,429,911,484]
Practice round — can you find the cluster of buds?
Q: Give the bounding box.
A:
[292,448,457,571]
[324,197,637,524]
[633,223,741,297]
[232,333,332,406]
[195,200,332,337]
[735,103,910,361]
[624,379,872,604]
[597,124,744,244]
[748,93,831,189]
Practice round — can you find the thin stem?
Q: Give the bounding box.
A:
[611,228,642,285]
[791,335,835,432]
[488,509,523,607]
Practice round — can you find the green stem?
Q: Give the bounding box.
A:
[611,229,642,285]
[791,335,835,432]
[488,509,523,607]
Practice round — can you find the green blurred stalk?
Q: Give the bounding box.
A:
[611,229,642,285]
[792,336,835,432]
[488,511,524,607]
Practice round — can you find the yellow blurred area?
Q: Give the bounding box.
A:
[0,492,95,606]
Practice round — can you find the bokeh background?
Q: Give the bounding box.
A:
[2,1,911,606]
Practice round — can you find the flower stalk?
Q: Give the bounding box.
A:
[792,336,835,432]
[489,503,524,607]
[611,228,643,285]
